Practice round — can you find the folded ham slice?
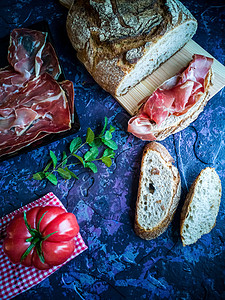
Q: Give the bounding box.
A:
[8,29,47,80]
[128,55,213,141]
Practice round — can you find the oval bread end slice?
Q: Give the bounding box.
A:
[134,142,181,240]
[180,167,222,246]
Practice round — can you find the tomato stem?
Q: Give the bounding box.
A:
[21,210,58,264]
[20,237,39,262]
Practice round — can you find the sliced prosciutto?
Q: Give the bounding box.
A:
[8,28,47,80]
[128,54,213,141]
[0,28,74,157]
[7,28,61,80]
[0,73,71,150]
[0,29,62,116]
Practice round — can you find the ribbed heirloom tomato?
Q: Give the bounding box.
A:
[3,206,79,270]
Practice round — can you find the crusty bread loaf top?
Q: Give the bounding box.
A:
[67,0,195,51]
[135,142,181,240]
[66,0,197,95]
[180,167,222,246]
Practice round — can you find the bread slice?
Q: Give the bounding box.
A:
[180,167,222,246]
[134,142,181,240]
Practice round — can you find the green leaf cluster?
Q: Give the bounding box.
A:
[32,117,118,185]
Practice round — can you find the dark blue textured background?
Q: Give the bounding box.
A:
[0,0,224,299]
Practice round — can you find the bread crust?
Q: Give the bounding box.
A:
[134,142,181,240]
[66,0,197,96]
[180,167,222,246]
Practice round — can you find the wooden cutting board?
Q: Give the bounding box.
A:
[115,40,225,116]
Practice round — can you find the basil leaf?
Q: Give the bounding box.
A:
[57,168,71,180]
[45,173,58,185]
[43,161,52,172]
[33,172,45,180]
[84,147,99,161]
[101,157,112,167]
[62,151,68,166]
[102,139,118,150]
[72,154,85,166]
[50,150,57,168]
[102,148,115,158]
[104,131,112,141]
[85,162,97,173]
[109,125,115,133]
[70,137,82,153]
[86,128,95,144]
[65,167,79,179]
[90,138,102,148]
[100,117,108,136]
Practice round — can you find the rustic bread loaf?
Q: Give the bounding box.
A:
[134,142,181,240]
[66,0,197,96]
[180,167,222,246]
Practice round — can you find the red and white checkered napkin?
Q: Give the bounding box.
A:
[0,192,87,300]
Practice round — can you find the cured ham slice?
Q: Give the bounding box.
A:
[8,28,47,80]
[1,29,62,115]
[0,28,74,158]
[0,73,71,150]
[7,28,61,80]
[128,55,213,141]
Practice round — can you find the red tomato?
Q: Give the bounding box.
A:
[3,206,79,270]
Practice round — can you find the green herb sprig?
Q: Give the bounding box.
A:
[32,117,118,185]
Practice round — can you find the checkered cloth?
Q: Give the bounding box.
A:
[0,192,87,300]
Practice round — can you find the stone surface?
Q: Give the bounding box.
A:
[0,0,224,299]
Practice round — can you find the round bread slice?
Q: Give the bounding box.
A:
[180,167,222,246]
[134,142,181,240]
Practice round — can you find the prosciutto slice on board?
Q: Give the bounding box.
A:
[0,73,71,150]
[0,28,74,157]
[8,28,47,80]
[7,28,61,80]
[128,54,213,141]
[0,29,62,115]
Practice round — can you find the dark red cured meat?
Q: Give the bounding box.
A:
[8,28,47,80]
[0,132,49,158]
[0,28,74,157]
[128,54,213,141]
[0,73,71,150]
[1,29,62,117]
[60,80,74,123]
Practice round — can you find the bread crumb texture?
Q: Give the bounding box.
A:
[137,151,173,230]
[181,167,222,246]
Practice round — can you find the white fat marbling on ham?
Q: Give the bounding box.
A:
[128,54,213,141]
